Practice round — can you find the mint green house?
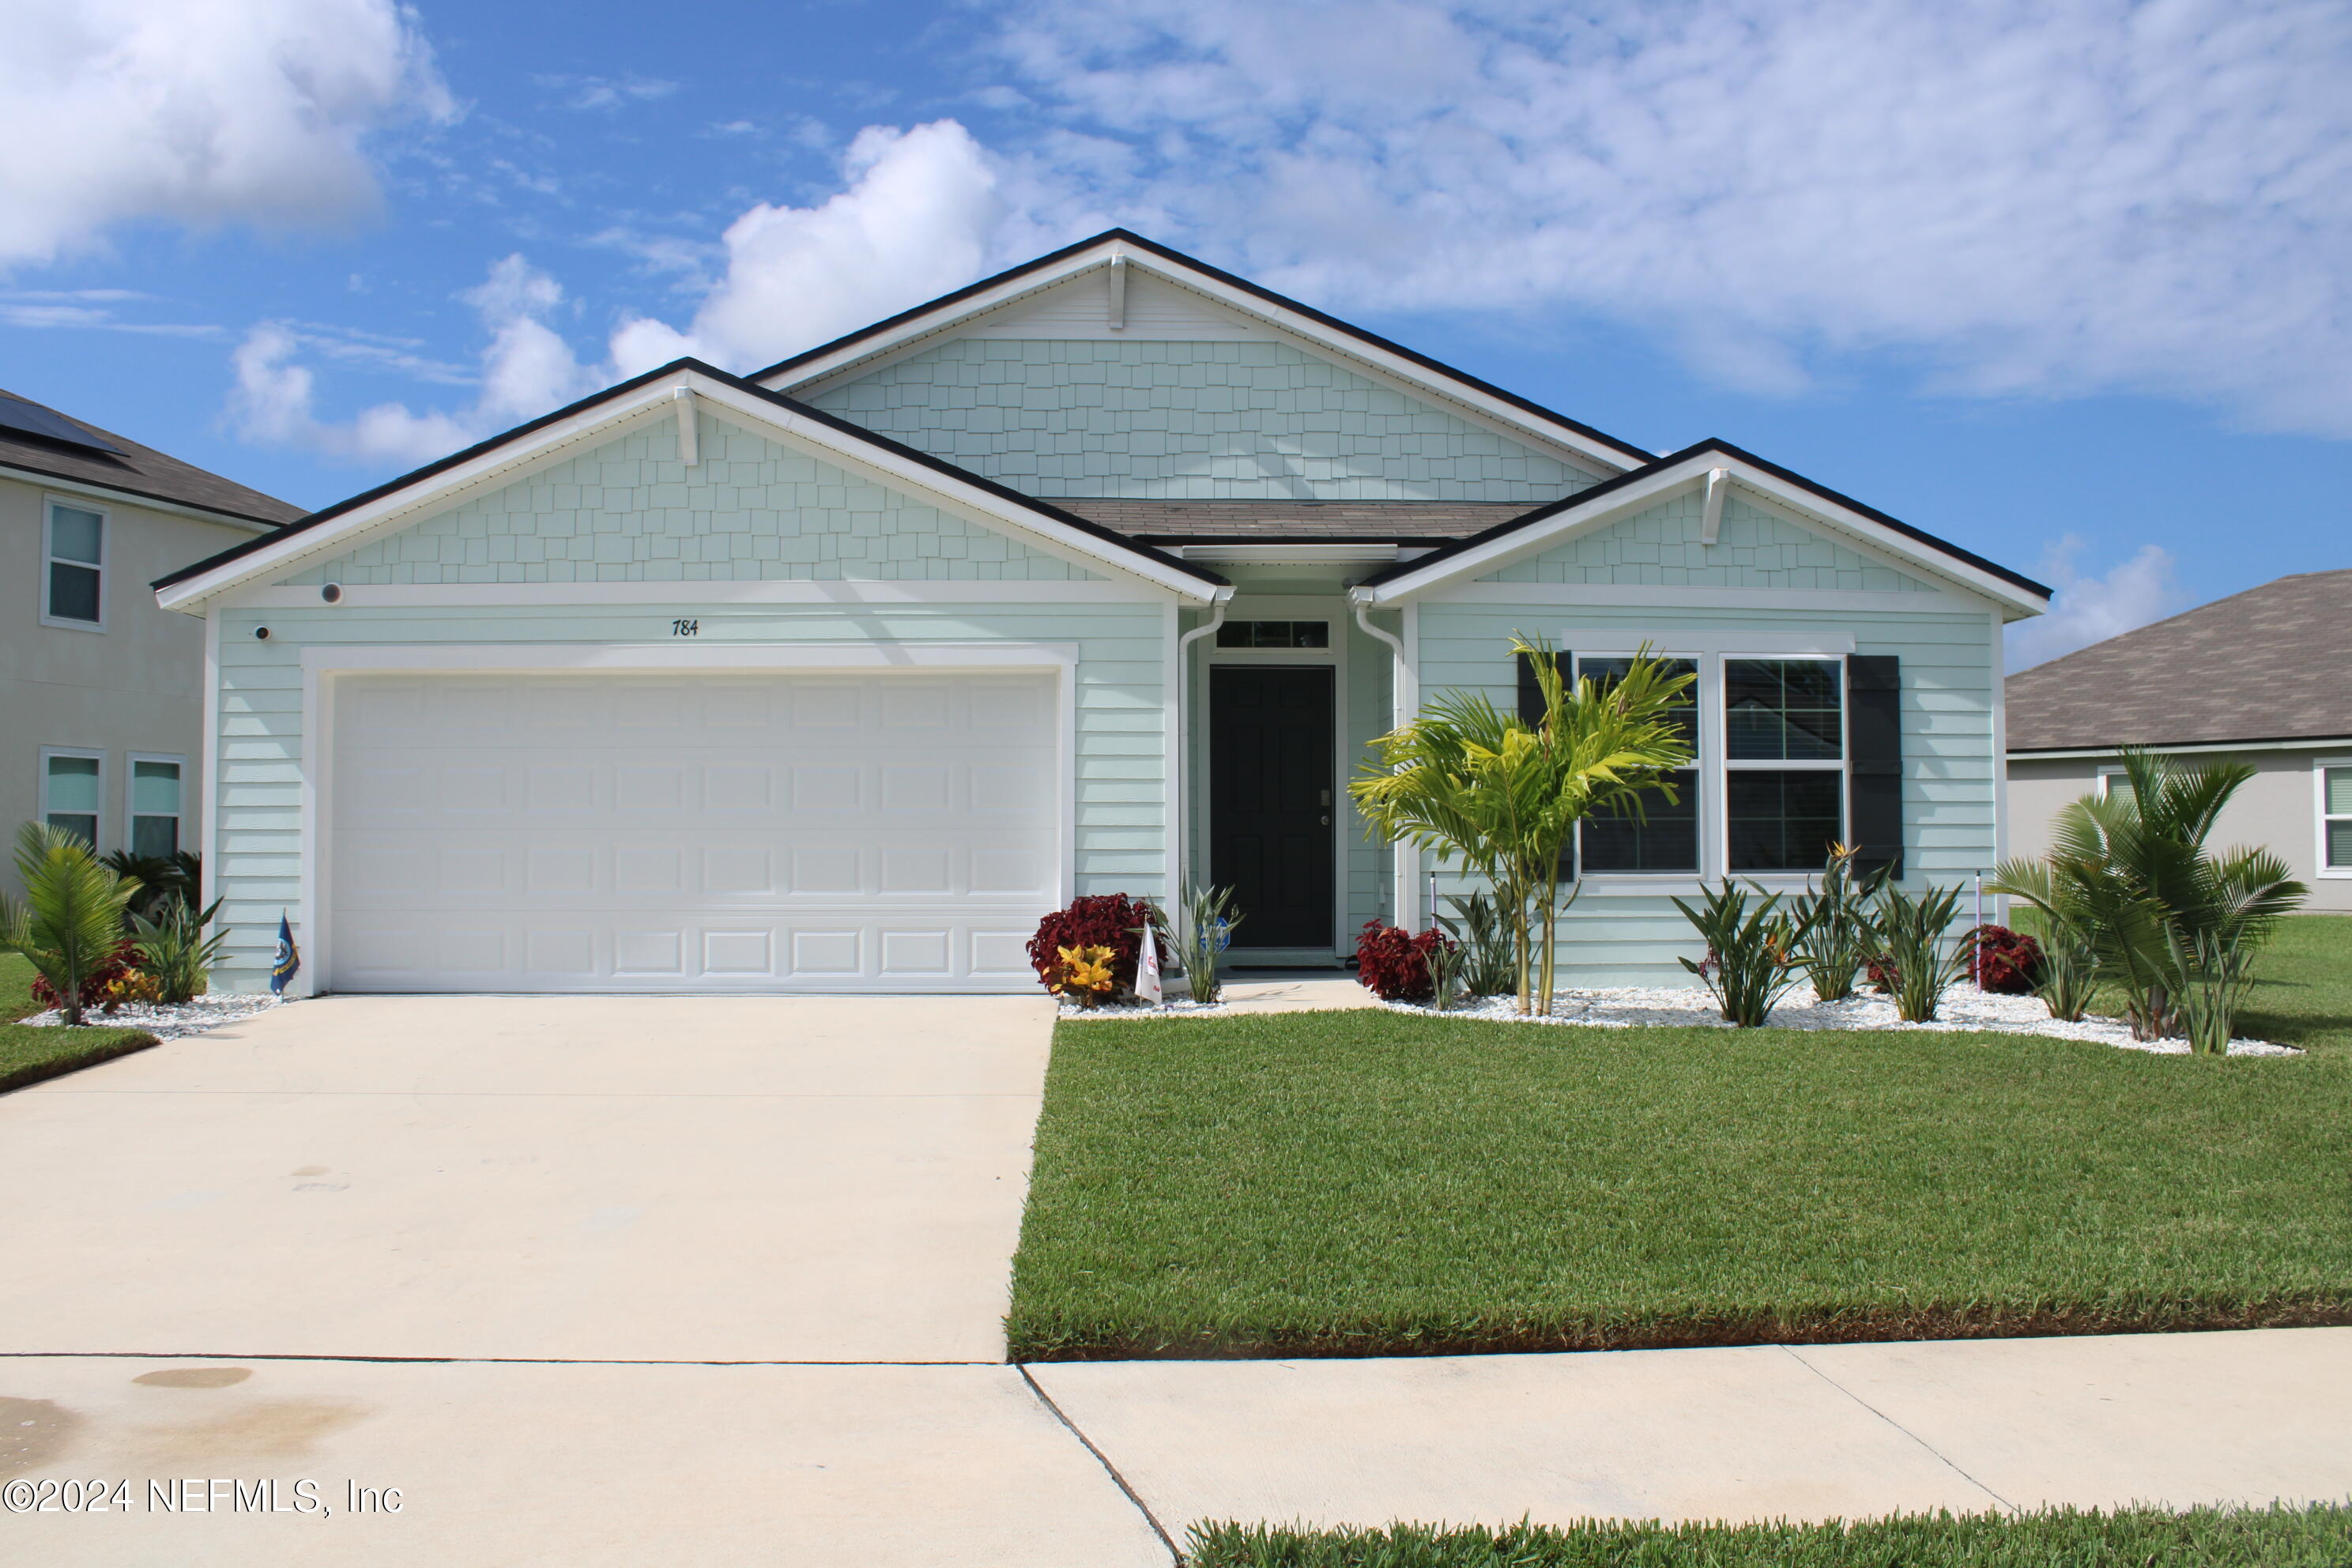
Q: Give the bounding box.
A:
[155,233,2049,995]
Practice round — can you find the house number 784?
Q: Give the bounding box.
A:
[672,618,699,637]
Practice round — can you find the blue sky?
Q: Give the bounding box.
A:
[6,0,2347,665]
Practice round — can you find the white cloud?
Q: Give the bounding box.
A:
[609,121,1029,375]
[986,0,2352,435]
[533,74,679,111]
[0,0,451,270]
[232,255,597,466]
[2006,537,2185,670]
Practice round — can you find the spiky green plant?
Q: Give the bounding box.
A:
[1872,880,1972,1023]
[1437,891,1517,998]
[1167,883,1242,1004]
[1672,881,1816,1027]
[1790,843,1883,1002]
[1352,639,1693,1015]
[129,895,228,1005]
[1992,748,2305,1041]
[2,822,141,1027]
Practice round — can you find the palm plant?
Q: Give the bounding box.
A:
[1991,748,2305,1042]
[1352,640,1694,1015]
[2,822,141,1027]
[101,849,201,924]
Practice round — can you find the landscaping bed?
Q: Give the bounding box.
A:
[0,952,156,1094]
[1006,923,2352,1361]
[1183,1503,2352,1567]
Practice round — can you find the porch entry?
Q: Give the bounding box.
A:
[1208,665,1336,952]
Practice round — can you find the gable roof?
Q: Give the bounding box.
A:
[152,358,1229,607]
[752,230,1656,476]
[1350,439,2052,613]
[2007,569,2352,752]
[1,386,302,530]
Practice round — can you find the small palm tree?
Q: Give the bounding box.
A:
[1353,639,1694,1014]
[1992,748,2305,1045]
[2,822,140,1027]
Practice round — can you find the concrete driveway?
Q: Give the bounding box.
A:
[0,995,1053,1363]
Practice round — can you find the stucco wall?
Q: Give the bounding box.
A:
[807,339,1604,503]
[2007,750,2352,913]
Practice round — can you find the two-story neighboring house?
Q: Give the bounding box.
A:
[153,232,2049,996]
[3,389,303,895]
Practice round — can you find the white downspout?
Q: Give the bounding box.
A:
[1173,586,1234,935]
[1351,591,1417,928]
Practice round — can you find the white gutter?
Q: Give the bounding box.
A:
[1171,588,1234,934]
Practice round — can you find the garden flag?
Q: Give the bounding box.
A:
[270,913,300,995]
[1135,925,1163,1006]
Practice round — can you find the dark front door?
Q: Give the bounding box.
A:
[1210,665,1336,950]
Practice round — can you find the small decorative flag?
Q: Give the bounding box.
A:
[270,913,301,996]
[1135,922,1163,1006]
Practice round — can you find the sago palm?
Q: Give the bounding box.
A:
[1353,639,1693,1014]
[2,822,140,1027]
[1991,748,2304,1043]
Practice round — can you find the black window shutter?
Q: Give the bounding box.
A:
[1847,654,1902,879]
[1516,650,1573,726]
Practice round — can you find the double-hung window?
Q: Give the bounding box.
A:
[1576,656,1701,873]
[40,749,104,849]
[2321,763,2352,876]
[127,756,186,858]
[43,501,104,628]
[1724,658,1845,872]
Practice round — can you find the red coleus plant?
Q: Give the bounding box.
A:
[1026,895,1162,1000]
[29,939,145,1014]
[1354,920,1455,1004]
[1964,924,2044,994]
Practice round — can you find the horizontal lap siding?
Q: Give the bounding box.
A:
[209,602,1170,992]
[1415,600,1996,986]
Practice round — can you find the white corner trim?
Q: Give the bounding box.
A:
[1701,467,1728,545]
[1356,452,2046,616]
[155,368,1226,612]
[297,641,1083,676]
[672,386,699,466]
[221,578,1164,610]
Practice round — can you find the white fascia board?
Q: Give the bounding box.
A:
[1178,543,1401,564]
[156,368,1219,612]
[222,579,1162,609]
[763,240,1642,478]
[1354,453,2049,617]
[2010,735,2352,761]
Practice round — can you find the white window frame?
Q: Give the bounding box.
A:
[38,745,107,851]
[2317,756,2352,880]
[125,752,188,861]
[2098,767,2132,800]
[1567,646,1849,890]
[41,496,107,632]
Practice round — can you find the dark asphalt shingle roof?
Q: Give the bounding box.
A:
[2007,569,2352,751]
[0,388,303,527]
[1048,498,1536,543]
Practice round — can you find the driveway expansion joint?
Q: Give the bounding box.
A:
[1018,1363,1182,1565]
[1778,1344,2018,1513]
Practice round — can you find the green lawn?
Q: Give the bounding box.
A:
[0,952,156,1094]
[1184,1505,2352,1567]
[1007,917,2352,1361]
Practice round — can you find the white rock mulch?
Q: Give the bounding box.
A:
[1057,994,1234,1020]
[22,993,283,1041]
[1387,982,2300,1057]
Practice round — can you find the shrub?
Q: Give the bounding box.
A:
[1355,921,1452,1004]
[1965,924,2043,993]
[1672,882,1814,1027]
[1874,881,1973,1023]
[1027,895,1161,1001]
[30,938,144,1015]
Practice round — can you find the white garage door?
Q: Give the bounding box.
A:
[326,669,1061,993]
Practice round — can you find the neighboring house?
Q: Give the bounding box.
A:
[153,232,2049,996]
[2,388,303,899]
[2007,570,2352,913]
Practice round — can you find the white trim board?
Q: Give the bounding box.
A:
[1354,454,2046,618]
[224,579,1166,610]
[156,368,1225,613]
[1429,582,1981,614]
[763,239,1644,477]
[2009,736,2352,761]
[1552,630,1856,656]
